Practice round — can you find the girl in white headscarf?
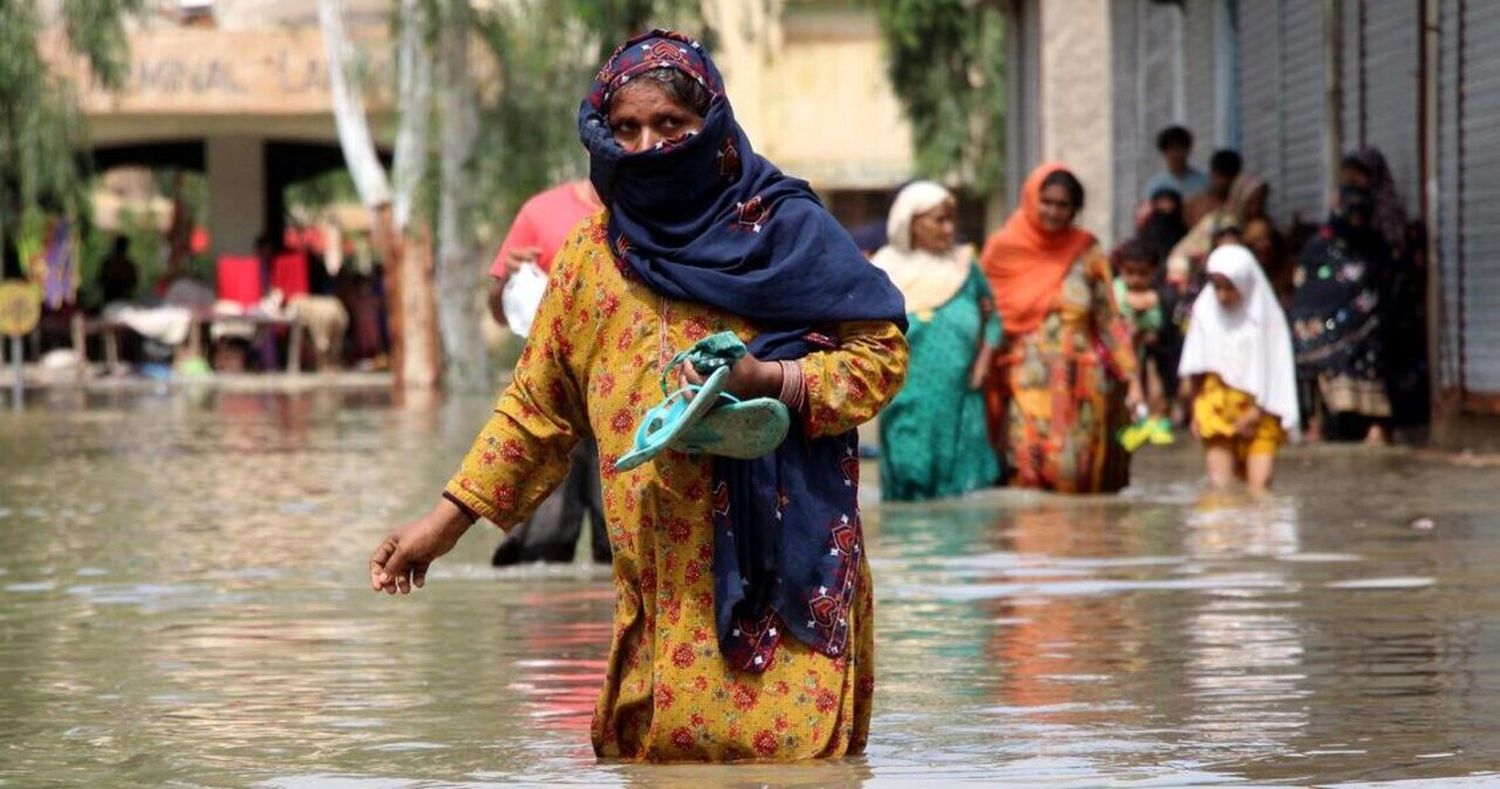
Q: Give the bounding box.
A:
[872,181,1003,500]
[1179,244,1299,492]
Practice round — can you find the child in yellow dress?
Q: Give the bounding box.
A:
[1178,245,1299,492]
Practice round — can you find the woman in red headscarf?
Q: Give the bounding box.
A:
[982,163,1142,493]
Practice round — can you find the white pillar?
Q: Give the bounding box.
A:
[206,136,265,256]
[1039,0,1115,245]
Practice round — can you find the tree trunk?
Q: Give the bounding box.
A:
[391,0,431,232]
[401,221,442,390]
[370,204,404,385]
[318,0,441,390]
[316,0,391,209]
[390,0,440,389]
[435,0,490,394]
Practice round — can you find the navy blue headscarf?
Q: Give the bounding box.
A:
[579,30,907,672]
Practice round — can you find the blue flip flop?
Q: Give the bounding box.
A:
[675,392,789,460]
[667,332,789,460]
[614,363,730,472]
[615,331,792,470]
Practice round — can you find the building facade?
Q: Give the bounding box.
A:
[50,0,913,259]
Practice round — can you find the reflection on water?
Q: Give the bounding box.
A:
[2,390,1499,785]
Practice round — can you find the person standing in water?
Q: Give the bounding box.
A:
[1289,186,1394,444]
[485,179,612,567]
[982,163,1142,493]
[872,180,1002,501]
[1179,245,1299,493]
[369,30,909,761]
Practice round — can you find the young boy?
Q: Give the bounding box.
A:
[1143,126,1209,205]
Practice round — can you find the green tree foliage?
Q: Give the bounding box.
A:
[0,0,143,254]
[870,0,1006,194]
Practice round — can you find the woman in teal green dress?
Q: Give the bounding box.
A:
[874,181,1003,501]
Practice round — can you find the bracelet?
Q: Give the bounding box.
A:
[442,491,479,524]
[777,360,806,412]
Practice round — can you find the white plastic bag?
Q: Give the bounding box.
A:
[501,261,548,338]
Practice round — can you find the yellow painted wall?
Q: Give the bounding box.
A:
[707,0,914,190]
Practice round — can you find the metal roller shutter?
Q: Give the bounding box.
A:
[1438,0,1500,403]
[1341,0,1362,148]
[1237,1,1281,204]
[1005,0,1042,208]
[1184,0,1220,148]
[1358,0,1421,215]
[1111,0,1197,242]
[1277,0,1327,225]
[1457,1,1500,397]
[1437,0,1461,391]
[1141,2,1182,133]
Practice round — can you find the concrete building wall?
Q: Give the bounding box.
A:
[1037,0,1114,243]
[760,11,914,189]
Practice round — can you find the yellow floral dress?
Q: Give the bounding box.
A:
[444,212,909,761]
[988,244,1138,493]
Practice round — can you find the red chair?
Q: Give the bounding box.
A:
[217,255,262,307]
[271,251,309,298]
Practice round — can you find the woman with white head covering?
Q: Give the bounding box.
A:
[873,180,1003,500]
[1179,244,1299,492]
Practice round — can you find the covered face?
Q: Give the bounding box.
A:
[578,30,734,214]
[1338,186,1375,227]
[573,28,907,341]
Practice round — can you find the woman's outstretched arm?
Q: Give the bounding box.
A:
[371,235,592,594]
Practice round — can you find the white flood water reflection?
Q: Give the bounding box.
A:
[2,389,1499,786]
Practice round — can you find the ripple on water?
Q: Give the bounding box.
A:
[1325,577,1437,590]
[3,392,1500,785]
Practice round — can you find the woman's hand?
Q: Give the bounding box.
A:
[369,498,473,595]
[503,245,542,274]
[681,354,782,400]
[1234,407,1263,438]
[1125,377,1146,413]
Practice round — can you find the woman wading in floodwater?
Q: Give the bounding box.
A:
[367,30,908,761]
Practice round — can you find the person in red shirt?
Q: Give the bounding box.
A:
[486,180,604,303]
[486,180,611,566]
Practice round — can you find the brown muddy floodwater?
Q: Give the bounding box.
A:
[1,388,1499,787]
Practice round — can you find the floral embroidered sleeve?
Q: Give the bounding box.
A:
[443,238,591,528]
[799,320,909,438]
[1086,247,1139,382]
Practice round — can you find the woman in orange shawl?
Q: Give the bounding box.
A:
[982,163,1142,493]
